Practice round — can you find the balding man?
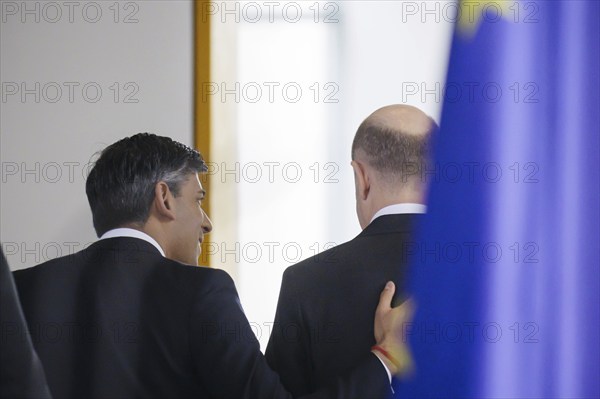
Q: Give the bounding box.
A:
[265,105,437,397]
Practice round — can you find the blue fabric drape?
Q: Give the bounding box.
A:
[398,1,600,397]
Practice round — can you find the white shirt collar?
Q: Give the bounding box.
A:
[100,228,165,257]
[369,203,427,224]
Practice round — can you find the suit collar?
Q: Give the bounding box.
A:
[369,203,427,224]
[86,236,164,257]
[358,213,422,237]
[100,228,165,256]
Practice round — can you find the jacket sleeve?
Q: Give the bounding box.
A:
[189,269,391,399]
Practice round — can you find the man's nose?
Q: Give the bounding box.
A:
[201,211,213,234]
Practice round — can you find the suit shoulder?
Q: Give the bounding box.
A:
[165,259,232,281]
[162,261,236,292]
[281,239,357,292]
[13,253,78,279]
[284,239,354,275]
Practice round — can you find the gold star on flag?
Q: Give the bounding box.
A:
[458,0,515,36]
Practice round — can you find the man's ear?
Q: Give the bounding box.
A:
[153,181,176,221]
[351,160,370,201]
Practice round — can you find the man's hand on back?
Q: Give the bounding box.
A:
[372,281,415,377]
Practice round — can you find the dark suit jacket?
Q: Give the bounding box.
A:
[265,214,421,397]
[0,247,52,399]
[13,237,390,398]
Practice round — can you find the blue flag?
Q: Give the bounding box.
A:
[398,1,600,397]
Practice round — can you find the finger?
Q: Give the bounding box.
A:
[376,281,395,316]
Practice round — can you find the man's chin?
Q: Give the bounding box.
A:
[194,245,202,266]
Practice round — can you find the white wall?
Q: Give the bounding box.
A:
[0,0,194,270]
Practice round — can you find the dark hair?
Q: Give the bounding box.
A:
[85,133,207,237]
[351,119,437,187]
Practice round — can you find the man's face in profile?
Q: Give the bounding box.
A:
[169,173,212,265]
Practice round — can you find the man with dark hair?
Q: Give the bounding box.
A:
[85,133,211,265]
[266,105,437,396]
[14,133,412,398]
